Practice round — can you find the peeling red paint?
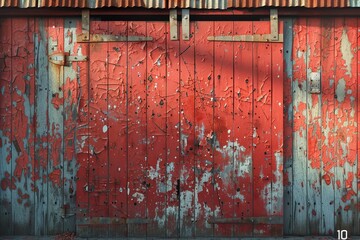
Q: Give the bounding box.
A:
[51,93,63,110]
[48,169,62,186]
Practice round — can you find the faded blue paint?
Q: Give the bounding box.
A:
[34,18,49,236]
[63,17,80,232]
[284,18,294,123]
[0,130,12,235]
[283,17,294,236]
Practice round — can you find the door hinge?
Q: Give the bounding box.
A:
[208,9,283,43]
[49,52,88,66]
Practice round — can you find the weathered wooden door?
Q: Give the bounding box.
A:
[75,19,283,237]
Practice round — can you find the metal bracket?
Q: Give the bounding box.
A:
[207,9,283,42]
[82,9,90,41]
[49,52,88,66]
[170,9,178,40]
[77,10,153,43]
[77,34,153,43]
[309,71,321,94]
[182,9,190,41]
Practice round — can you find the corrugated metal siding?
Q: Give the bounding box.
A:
[0,0,358,8]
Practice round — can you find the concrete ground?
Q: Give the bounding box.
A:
[1,237,360,240]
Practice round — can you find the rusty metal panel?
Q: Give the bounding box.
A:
[0,0,36,7]
[0,0,353,8]
[228,0,347,8]
[39,0,86,7]
[169,0,227,9]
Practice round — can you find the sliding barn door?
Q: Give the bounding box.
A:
[75,19,283,238]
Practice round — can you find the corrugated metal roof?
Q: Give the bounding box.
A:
[228,0,348,8]
[0,0,358,8]
[0,0,36,7]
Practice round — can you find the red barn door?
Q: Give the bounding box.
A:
[75,19,283,238]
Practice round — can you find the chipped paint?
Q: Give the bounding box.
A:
[340,28,353,76]
[335,78,346,103]
[0,17,293,238]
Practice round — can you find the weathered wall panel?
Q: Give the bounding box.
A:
[0,18,13,236]
[0,17,284,237]
[306,17,321,235]
[285,17,360,236]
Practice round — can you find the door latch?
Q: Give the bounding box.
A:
[49,52,88,66]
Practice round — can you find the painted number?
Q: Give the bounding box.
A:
[337,230,348,240]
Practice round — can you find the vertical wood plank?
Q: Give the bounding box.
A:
[292,17,308,235]
[357,16,360,236]
[166,20,181,238]
[127,21,148,238]
[63,17,82,233]
[34,18,49,235]
[193,21,214,237]
[0,18,13,235]
[271,25,284,237]
[233,21,254,237]
[75,17,90,237]
[11,17,36,235]
[283,18,294,236]
[146,21,167,237]
[252,21,272,237]
[213,20,234,237]
[320,17,336,236]
[47,17,65,234]
[88,20,109,237]
[107,21,128,237]
[334,17,358,234]
[179,21,195,238]
[306,17,322,235]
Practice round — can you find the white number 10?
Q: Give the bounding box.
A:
[337,230,348,240]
